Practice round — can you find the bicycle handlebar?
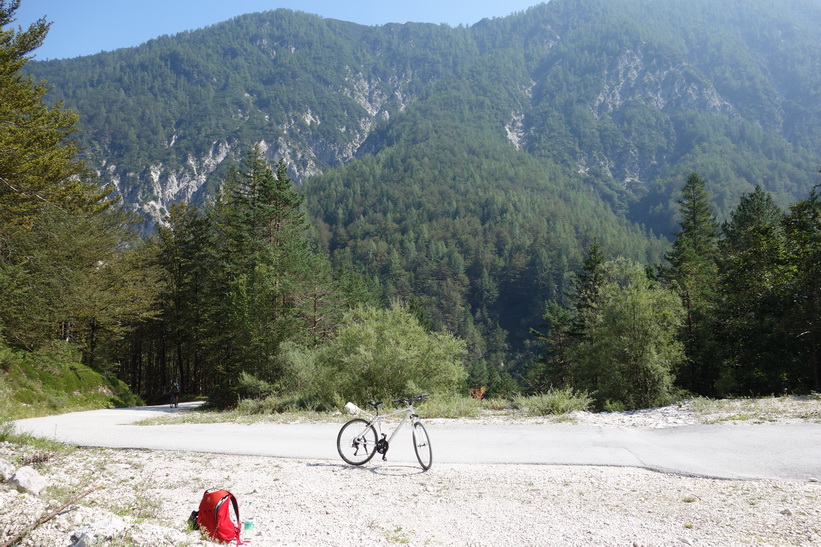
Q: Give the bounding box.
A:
[391,394,429,405]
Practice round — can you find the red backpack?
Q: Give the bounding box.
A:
[195,489,244,544]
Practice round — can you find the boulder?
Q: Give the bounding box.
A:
[7,465,47,495]
[344,402,361,415]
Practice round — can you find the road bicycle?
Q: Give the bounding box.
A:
[336,394,432,470]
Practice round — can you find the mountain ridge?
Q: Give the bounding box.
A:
[27,1,821,231]
[16,0,821,375]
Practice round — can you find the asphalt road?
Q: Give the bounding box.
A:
[11,402,821,481]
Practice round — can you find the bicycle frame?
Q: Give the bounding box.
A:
[369,403,418,445]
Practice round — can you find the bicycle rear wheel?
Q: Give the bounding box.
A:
[412,421,432,470]
[337,418,378,466]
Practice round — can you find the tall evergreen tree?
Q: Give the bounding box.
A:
[204,148,336,406]
[570,239,606,336]
[527,241,604,392]
[716,186,789,394]
[0,1,141,363]
[782,186,821,391]
[153,201,212,395]
[664,173,719,395]
[0,1,107,234]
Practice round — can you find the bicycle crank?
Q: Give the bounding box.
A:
[376,438,389,460]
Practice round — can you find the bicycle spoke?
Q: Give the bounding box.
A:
[337,418,378,466]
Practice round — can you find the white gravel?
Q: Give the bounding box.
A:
[2,400,821,546]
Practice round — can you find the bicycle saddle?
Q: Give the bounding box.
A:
[368,401,384,409]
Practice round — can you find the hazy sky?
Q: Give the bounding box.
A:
[13,1,545,60]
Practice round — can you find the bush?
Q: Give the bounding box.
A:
[421,393,480,418]
[314,303,467,406]
[569,258,684,410]
[235,372,275,400]
[513,388,593,416]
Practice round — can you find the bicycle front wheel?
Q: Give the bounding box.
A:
[412,421,432,470]
[337,418,378,466]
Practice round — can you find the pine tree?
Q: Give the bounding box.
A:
[716,186,789,393]
[664,173,719,394]
[782,187,821,391]
[527,241,604,392]
[204,149,337,406]
[154,201,213,395]
[0,1,108,234]
[0,2,135,359]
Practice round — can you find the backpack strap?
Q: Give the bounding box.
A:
[227,492,243,545]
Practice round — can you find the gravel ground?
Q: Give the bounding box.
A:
[2,399,821,546]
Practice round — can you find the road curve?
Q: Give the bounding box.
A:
[11,402,821,481]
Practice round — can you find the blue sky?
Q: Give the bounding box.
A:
[13,1,546,60]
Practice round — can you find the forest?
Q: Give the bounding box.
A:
[1,0,820,416]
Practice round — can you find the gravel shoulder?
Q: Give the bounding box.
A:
[3,398,821,546]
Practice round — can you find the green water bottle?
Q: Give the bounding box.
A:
[242,501,255,536]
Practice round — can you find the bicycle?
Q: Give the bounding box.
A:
[336,394,432,470]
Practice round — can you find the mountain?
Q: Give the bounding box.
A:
[23,0,821,369]
[26,0,821,226]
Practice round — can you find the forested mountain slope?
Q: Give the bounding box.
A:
[22,0,821,370]
[26,0,821,228]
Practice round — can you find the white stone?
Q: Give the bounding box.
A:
[0,458,15,481]
[344,402,361,415]
[7,465,47,495]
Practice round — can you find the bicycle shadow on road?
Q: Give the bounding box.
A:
[306,461,427,477]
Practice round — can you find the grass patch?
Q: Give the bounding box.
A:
[416,393,480,418]
[0,422,75,456]
[0,340,142,421]
[135,391,596,425]
[513,388,593,416]
[690,395,821,424]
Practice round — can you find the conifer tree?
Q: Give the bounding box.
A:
[0,1,107,234]
[664,173,719,394]
[0,1,138,359]
[716,186,789,393]
[204,148,336,406]
[782,187,821,391]
[528,241,604,392]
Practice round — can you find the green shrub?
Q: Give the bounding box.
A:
[236,393,332,414]
[421,393,480,418]
[513,388,593,416]
[235,372,275,400]
[313,303,468,406]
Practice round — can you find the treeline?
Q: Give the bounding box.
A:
[3,1,821,413]
[122,148,369,405]
[530,174,821,408]
[302,120,669,384]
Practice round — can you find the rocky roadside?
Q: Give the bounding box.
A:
[2,398,820,547]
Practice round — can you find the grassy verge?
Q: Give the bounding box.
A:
[0,422,76,466]
[690,394,821,424]
[0,340,143,421]
[134,388,595,425]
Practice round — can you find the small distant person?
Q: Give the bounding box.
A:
[170,380,180,407]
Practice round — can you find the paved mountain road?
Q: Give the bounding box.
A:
[11,402,821,481]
